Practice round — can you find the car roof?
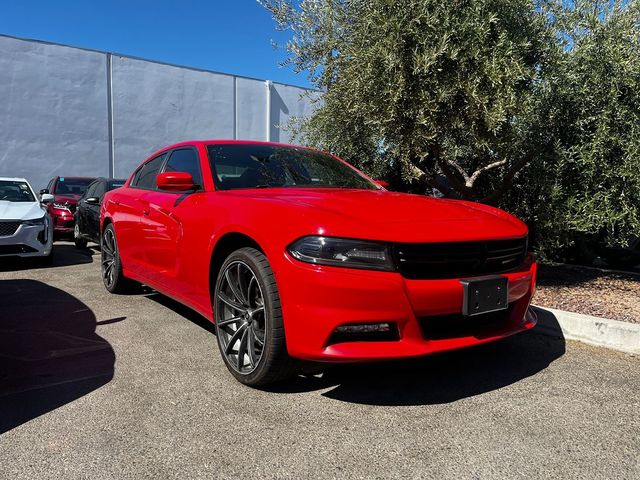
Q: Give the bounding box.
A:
[55,176,96,180]
[0,176,29,183]
[145,139,320,160]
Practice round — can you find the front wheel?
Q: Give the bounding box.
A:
[101,224,139,294]
[214,247,296,387]
[74,223,88,249]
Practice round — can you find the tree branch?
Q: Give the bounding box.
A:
[467,159,508,187]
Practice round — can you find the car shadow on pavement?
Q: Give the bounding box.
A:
[145,292,217,334]
[270,310,566,406]
[0,244,96,272]
[0,279,116,434]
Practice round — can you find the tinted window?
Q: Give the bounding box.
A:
[83,181,99,199]
[164,149,202,187]
[207,144,377,191]
[107,179,126,191]
[0,180,35,202]
[93,181,107,199]
[55,178,93,195]
[131,154,167,190]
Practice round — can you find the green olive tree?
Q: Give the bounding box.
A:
[260,0,553,201]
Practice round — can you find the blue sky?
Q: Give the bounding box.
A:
[0,0,310,87]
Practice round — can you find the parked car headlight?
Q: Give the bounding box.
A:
[23,216,46,226]
[288,236,395,271]
[53,202,71,212]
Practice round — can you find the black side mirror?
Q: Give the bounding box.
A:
[85,196,100,205]
[40,188,49,195]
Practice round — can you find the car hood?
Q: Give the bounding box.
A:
[0,201,45,221]
[54,194,80,205]
[223,188,528,243]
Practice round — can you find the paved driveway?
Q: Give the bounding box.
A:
[0,244,638,479]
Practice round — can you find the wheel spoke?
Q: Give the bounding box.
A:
[247,328,258,367]
[254,330,265,347]
[218,292,246,312]
[217,315,244,328]
[225,268,245,306]
[237,328,249,370]
[247,276,257,306]
[225,322,248,355]
[236,263,248,304]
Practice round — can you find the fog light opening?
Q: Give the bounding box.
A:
[327,322,399,345]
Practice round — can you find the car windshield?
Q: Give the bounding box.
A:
[0,180,35,202]
[55,178,93,195]
[208,144,378,191]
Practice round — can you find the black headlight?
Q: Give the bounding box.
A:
[287,236,395,271]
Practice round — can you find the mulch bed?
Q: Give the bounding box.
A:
[534,263,640,324]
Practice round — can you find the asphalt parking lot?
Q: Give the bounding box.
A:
[0,244,638,479]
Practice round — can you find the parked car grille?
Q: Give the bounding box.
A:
[0,221,21,237]
[393,237,527,279]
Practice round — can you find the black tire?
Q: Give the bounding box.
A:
[101,223,139,294]
[74,223,88,249]
[214,247,297,387]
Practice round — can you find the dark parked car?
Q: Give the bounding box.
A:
[41,176,96,239]
[74,177,125,248]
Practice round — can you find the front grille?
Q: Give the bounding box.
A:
[394,237,527,279]
[419,305,513,340]
[0,221,21,237]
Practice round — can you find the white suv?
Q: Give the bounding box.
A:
[0,177,54,262]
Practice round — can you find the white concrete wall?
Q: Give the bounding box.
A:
[0,34,320,189]
[0,35,109,190]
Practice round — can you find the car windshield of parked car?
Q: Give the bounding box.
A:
[56,178,93,195]
[208,144,378,190]
[0,180,35,202]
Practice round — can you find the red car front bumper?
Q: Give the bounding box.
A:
[49,210,75,237]
[277,254,537,362]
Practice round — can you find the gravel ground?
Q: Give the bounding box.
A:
[0,245,639,479]
[535,264,640,324]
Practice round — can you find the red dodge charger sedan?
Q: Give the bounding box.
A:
[101,140,537,386]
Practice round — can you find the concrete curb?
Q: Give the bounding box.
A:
[532,305,640,355]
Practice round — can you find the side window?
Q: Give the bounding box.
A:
[93,181,107,199]
[163,148,202,187]
[83,181,98,199]
[131,154,167,190]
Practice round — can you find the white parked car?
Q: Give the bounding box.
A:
[0,177,54,262]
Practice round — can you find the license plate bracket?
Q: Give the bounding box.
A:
[460,275,508,316]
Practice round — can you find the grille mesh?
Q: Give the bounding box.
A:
[394,237,527,279]
[0,221,21,237]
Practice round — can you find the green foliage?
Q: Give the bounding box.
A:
[505,0,640,257]
[262,0,640,258]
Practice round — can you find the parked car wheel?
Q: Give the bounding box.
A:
[74,224,88,249]
[101,224,139,294]
[214,247,296,386]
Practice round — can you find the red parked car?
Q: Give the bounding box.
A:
[41,176,96,239]
[101,141,537,386]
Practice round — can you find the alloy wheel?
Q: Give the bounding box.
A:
[101,228,116,288]
[215,261,266,374]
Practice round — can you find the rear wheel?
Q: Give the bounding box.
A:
[214,247,296,386]
[101,224,139,294]
[74,223,88,249]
